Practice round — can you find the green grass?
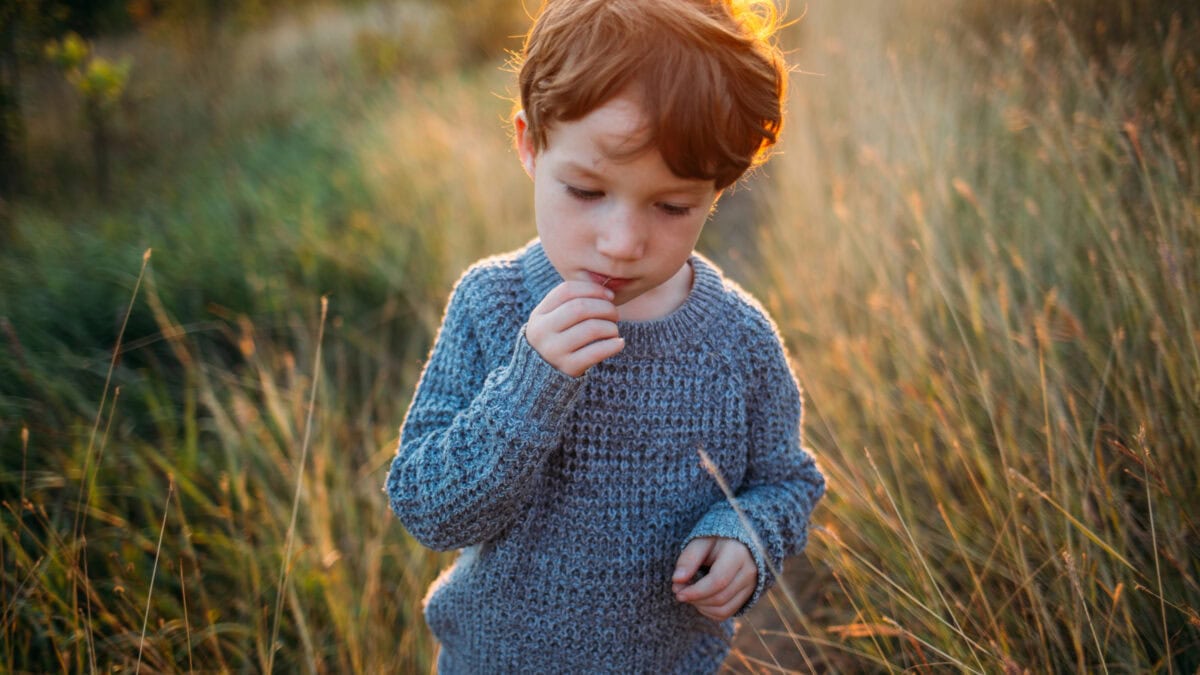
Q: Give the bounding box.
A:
[2,0,1198,672]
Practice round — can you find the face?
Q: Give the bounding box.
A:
[515,94,719,320]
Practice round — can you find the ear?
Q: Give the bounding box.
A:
[513,110,536,178]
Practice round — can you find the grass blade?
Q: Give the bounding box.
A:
[267,296,329,672]
[136,477,174,673]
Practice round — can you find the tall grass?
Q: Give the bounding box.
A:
[1,0,1197,671]
[2,8,528,669]
[742,0,1199,670]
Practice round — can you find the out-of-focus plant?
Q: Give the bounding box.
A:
[1,0,68,232]
[44,31,130,200]
[444,0,528,62]
[355,30,408,79]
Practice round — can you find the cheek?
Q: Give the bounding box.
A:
[536,193,587,236]
[659,218,705,252]
[533,188,558,231]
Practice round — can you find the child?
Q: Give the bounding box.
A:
[385,0,825,671]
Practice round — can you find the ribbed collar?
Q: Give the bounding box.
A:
[520,240,725,356]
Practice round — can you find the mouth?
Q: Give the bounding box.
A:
[586,271,634,292]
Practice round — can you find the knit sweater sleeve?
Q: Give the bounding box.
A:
[385,268,584,551]
[684,317,826,615]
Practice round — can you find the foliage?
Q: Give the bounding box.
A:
[45,32,131,107]
[42,31,130,200]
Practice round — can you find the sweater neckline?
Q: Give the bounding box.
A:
[520,240,723,355]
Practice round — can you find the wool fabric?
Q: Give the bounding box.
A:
[386,241,825,673]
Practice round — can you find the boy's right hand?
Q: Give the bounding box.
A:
[526,280,624,377]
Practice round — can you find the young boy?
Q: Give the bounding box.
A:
[385,0,825,671]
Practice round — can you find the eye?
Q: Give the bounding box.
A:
[657,202,693,217]
[565,184,604,201]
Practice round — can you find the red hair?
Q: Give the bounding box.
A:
[516,0,787,190]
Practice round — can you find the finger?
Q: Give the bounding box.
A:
[675,567,726,603]
[542,297,620,333]
[697,577,754,621]
[558,337,625,376]
[692,564,755,611]
[675,546,745,603]
[534,281,614,315]
[673,538,715,586]
[698,595,744,622]
[525,299,618,357]
[556,318,621,352]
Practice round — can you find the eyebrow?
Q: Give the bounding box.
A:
[561,160,604,181]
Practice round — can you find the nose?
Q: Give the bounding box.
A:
[596,204,646,261]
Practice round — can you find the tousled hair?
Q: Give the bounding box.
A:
[516,0,787,190]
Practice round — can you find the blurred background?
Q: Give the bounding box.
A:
[1,0,1198,671]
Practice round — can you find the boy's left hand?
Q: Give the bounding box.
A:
[671,537,757,621]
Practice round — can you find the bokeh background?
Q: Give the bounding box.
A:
[2,0,1198,671]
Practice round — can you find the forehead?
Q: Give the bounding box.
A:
[538,93,717,196]
[545,94,652,160]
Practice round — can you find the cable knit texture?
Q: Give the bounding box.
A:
[386,241,825,673]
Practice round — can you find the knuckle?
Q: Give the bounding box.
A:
[561,299,589,323]
[536,330,559,349]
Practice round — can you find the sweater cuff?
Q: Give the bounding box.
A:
[489,328,585,433]
[684,507,776,617]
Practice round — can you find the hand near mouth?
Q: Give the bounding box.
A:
[526,280,625,377]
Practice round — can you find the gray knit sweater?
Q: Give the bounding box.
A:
[385,241,825,673]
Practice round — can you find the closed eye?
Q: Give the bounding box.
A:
[565,184,604,201]
[658,202,693,217]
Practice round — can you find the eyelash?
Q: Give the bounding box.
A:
[563,185,693,217]
[565,185,603,201]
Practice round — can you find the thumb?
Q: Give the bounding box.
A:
[673,537,715,583]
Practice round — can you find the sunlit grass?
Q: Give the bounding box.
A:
[737,0,1199,671]
[2,0,1198,671]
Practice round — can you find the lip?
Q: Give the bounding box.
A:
[586,271,634,292]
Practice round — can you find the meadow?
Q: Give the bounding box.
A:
[1,0,1197,671]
